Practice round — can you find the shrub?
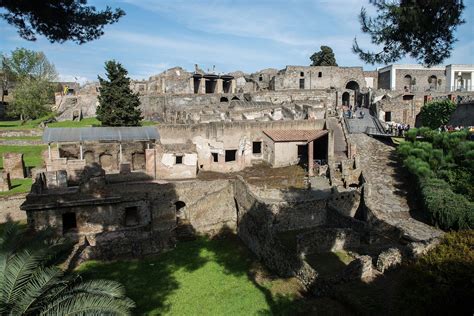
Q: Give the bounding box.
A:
[420,178,474,230]
[397,230,474,315]
[419,100,456,129]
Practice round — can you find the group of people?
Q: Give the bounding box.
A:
[438,125,468,132]
[387,122,410,136]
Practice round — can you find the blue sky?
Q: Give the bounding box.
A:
[1,0,473,84]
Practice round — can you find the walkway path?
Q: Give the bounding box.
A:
[350,134,442,242]
[326,117,347,160]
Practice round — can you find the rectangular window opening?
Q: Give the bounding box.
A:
[299,79,305,89]
[318,72,322,78]
[252,142,262,154]
[175,155,183,164]
[62,212,77,234]
[225,150,237,162]
[300,71,304,77]
[385,111,392,122]
[212,152,218,162]
[124,206,139,227]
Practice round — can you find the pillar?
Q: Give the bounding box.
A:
[327,130,335,161]
[470,71,474,91]
[200,78,206,94]
[119,143,123,163]
[216,78,223,94]
[48,144,51,161]
[79,143,83,160]
[189,77,194,94]
[308,140,314,177]
[145,148,156,179]
[231,79,237,94]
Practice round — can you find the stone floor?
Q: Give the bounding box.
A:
[350,134,442,242]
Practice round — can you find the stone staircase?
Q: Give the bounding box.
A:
[345,108,387,136]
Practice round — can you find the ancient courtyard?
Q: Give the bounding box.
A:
[0,1,473,315]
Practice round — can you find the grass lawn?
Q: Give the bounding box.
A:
[0,117,157,130]
[78,235,306,316]
[0,145,47,169]
[0,178,32,196]
[46,117,101,127]
[0,136,42,141]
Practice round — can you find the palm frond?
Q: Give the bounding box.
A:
[12,266,64,315]
[1,250,42,306]
[40,292,135,316]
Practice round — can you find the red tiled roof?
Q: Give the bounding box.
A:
[263,129,328,142]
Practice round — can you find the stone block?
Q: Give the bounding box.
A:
[2,152,25,179]
[376,248,402,273]
[120,163,131,174]
[45,170,68,189]
[0,172,11,192]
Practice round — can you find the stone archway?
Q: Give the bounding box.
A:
[342,92,350,106]
[403,75,412,91]
[99,153,114,172]
[345,80,360,107]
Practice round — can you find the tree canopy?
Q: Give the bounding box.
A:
[97,60,143,127]
[353,0,465,66]
[419,99,457,129]
[310,46,338,66]
[0,0,125,44]
[2,47,57,82]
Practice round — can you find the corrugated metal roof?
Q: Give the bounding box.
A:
[263,129,328,142]
[42,126,159,143]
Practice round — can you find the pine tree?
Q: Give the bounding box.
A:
[310,46,338,66]
[97,60,142,126]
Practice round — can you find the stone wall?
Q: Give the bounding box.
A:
[272,66,367,91]
[2,153,25,179]
[296,228,361,254]
[0,194,27,223]
[395,68,446,92]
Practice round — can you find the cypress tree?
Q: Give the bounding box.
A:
[97,60,142,126]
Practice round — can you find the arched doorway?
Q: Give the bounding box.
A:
[342,92,350,106]
[231,96,240,101]
[220,97,228,102]
[175,201,186,223]
[429,75,437,90]
[345,81,360,107]
[403,75,412,91]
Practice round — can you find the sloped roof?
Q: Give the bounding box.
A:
[263,129,328,142]
[43,126,159,143]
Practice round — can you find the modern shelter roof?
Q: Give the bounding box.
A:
[263,129,328,142]
[42,126,159,143]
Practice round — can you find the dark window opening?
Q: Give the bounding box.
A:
[205,79,216,93]
[3,89,8,96]
[225,150,237,162]
[259,75,263,81]
[402,94,414,101]
[231,96,240,101]
[62,212,77,233]
[223,80,232,93]
[176,155,183,164]
[300,72,304,77]
[318,72,322,78]
[193,77,200,94]
[252,142,262,154]
[124,207,139,226]
[175,201,186,222]
[299,79,305,89]
[220,97,228,102]
[385,111,392,122]
[212,152,218,162]
[298,145,308,158]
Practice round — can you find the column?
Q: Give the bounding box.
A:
[231,79,237,94]
[189,77,194,94]
[200,78,206,94]
[216,78,223,94]
[48,144,51,161]
[119,143,123,163]
[79,143,83,160]
[308,140,314,177]
[327,130,335,161]
[470,72,474,91]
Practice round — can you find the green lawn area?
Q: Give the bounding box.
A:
[46,117,101,127]
[0,116,157,130]
[0,136,42,141]
[0,178,32,196]
[0,145,47,169]
[78,235,306,316]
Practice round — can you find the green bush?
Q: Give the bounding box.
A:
[397,230,474,315]
[419,100,456,129]
[421,178,474,230]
